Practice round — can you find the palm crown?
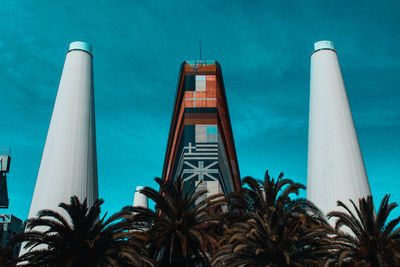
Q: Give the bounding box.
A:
[212,171,330,266]
[14,196,151,267]
[327,194,400,266]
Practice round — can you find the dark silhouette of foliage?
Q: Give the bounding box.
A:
[327,194,400,266]
[13,196,152,267]
[123,177,225,267]
[0,247,16,267]
[7,171,400,267]
[209,190,249,240]
[212,171,332,266]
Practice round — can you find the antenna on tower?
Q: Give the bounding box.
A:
[199,40,202,61]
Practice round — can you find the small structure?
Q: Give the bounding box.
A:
[133,186,148,208]
[0,148,11,208]
[0,214,24,258]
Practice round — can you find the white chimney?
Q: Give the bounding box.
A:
[133,186,148,208]
[22,42,98,256]
[307,40,372,220]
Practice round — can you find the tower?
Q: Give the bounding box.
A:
[162,60,241,197]
[26,41,98,221]
[307,41,372,217]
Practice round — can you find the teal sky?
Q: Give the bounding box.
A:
[0,1,399,220]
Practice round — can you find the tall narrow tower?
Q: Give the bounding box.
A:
[27,41,98,220]
[162,60,241,197]
[307,41,372,217]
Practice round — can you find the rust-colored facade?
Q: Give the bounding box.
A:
[162,60,241,195]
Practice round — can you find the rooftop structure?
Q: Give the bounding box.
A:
[0,148,11,208]
[0,214,24,258]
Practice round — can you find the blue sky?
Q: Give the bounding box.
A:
[0,1,399,220]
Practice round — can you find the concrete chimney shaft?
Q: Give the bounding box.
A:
[133,186,149,208]
[307,41,372,221]
[21,41,98,256]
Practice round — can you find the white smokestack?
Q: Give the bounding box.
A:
[133,186,148,208]
[307,40,372,220]
[23,42,98,253]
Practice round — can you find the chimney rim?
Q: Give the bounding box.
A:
[135,186,145,192]
[312,40,336,56]
[68,41,93,56]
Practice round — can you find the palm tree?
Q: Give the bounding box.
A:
[242,171,306,215]
[209,189,249,240]
[212,171,332,266]
[327,194,400,266]
[213,212,332,266]
[123,177,225,267]
[13,196,152,267]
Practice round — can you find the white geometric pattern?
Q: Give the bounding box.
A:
[184,142,218,160]
[183,161,219,182]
